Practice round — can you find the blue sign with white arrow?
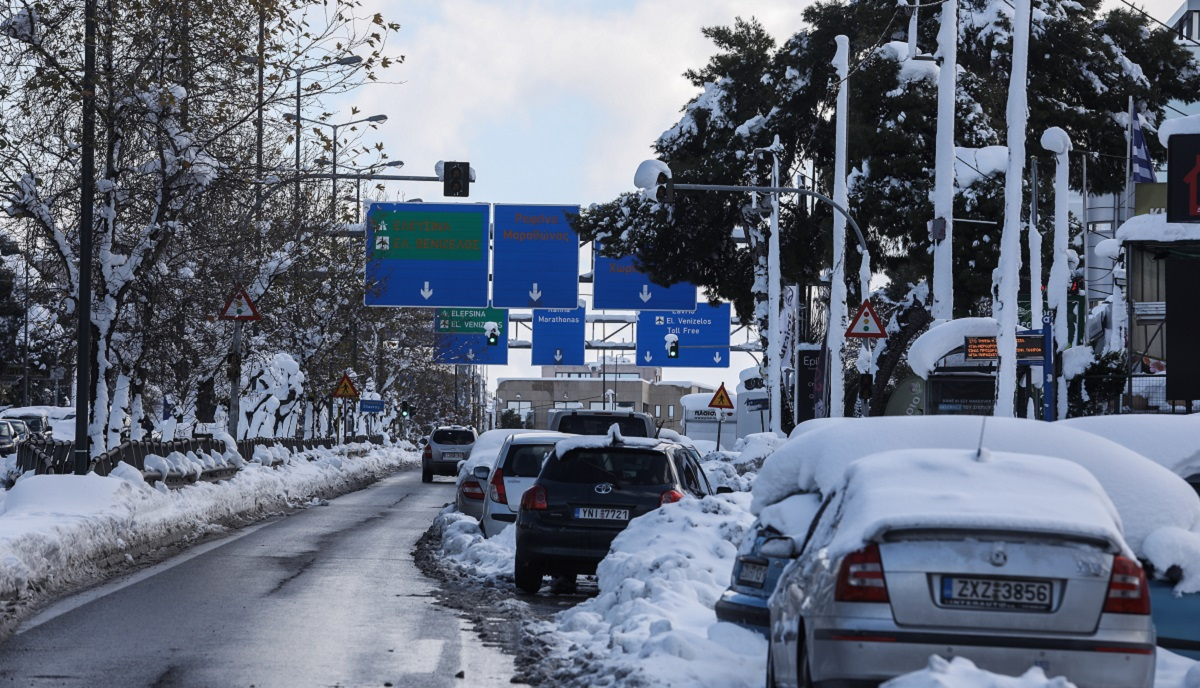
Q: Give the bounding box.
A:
[493,204,580,309]
[593,253,697,311]
[636,303,731,368]
[532,306,586,366]
[365,202,490,308]
[433,307,509,365]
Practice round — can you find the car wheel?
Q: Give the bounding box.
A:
[514,555,543,594]
[421,462,432,483]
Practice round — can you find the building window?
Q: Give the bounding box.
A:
[555,372,590,379]
[655,404,662,417]
[668,405,675,418]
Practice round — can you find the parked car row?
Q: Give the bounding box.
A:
[0,410,53,455]
[441,410,733,594]
[712,416,1200,688]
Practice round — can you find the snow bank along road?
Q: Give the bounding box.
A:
[0,444,515,687]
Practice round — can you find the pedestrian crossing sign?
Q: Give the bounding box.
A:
[708,383,734,410]
[332,374,359,399]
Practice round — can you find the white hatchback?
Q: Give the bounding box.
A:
[477,431,572,538]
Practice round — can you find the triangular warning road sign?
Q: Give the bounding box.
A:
[845,300,887,339]
[708,383,734,410]
[332,374,359,399]
[219,284,262,321]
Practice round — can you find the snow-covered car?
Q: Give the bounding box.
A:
[0,410,52,440]
[766,448,1156,688]
[476,431,571,538]
[514,433,715,594]
[422,425,477,483]
[453,428,541,520]
[1059,414,1200,660]
[717,415,1200,650]
[0,421,17,455]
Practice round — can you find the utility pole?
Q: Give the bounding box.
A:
[75,0,97,474]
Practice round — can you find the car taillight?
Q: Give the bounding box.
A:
[422,445,431,460]
[461,480,485,501]
[489,468,507,504]
[520,485,548,510]
[835,543,889,603]
[660,489,684,506]
[1103,555,1150,615]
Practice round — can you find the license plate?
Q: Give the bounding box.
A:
[940,576,1053,611]
[737,561,768,587]
[442,452,462,460]
[574,507,629,520]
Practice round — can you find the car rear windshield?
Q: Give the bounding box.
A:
[0,425,11,437]
[432,430,475,445]
[12,417,44,432]
[542,448,670,486]
[555,415,649,437]
[504,444,557,477]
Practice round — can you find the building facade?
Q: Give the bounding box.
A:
[495,357,715,433]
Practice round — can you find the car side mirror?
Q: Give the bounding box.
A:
[759,536,797,558]
[716,486,734,495]
[472,465,491,481]
[418,437,428,446]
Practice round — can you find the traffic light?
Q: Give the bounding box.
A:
[652,171,674,204]
[486,330,499,346]
[401,400,410,418]
[667,340,679,358]
[444,161,470,197]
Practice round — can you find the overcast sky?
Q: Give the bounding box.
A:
[335,0,1188,395]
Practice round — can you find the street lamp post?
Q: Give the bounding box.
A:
[289,55,362,217]
[294,113,388,218]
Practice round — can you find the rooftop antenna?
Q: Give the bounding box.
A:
[975,417,988,460]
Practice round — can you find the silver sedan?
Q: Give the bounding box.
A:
[766,448,1156,688]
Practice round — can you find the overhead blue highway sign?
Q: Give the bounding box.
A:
[365,203,490,308]
[636,303,731,368]
[532,306,585,366]
[434,307,509,365]
[593,253,697,311]
[493,204,580,309]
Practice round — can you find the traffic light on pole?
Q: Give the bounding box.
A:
[401,400,410,418]
[668,340,679,358]
[444,161,470,197]
[487,330,499,346]
[653,171,674,204]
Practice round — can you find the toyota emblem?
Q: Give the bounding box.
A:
[990,550,1008,567]
[594,483,614,494]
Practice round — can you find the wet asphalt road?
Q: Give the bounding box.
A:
[0,471,516,688]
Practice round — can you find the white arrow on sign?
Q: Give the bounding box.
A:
[530,283,542,301]
[644,351,653,363]
[420,281,433,299]
[554,349,563,362]
[713,352,722,363]
[466,349,476,361]
[639,285,652,303]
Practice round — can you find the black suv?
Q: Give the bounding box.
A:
[513,436,714,594]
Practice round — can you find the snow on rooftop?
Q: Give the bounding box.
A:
[1116,213,1200,244]
[907,317,999,378]
[753,416,1200,555]
[825,448,1130,560]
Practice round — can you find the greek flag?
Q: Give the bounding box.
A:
[1132,113,1157,184]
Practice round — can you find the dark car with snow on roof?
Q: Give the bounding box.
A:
[513,433,714,594]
